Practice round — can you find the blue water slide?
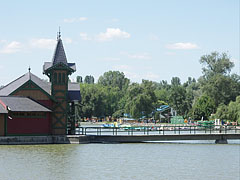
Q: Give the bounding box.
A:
[156,105,170,112]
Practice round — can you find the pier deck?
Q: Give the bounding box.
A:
[0,125,239,144]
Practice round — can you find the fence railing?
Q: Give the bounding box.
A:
[73,125,240,136]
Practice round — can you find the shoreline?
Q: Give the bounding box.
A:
[0,135,90,145]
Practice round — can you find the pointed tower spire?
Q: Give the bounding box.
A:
[57,27,61,40]
[43,30,76,77]
[52,28,68,65]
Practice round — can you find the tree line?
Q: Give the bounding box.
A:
[76,52,240,123]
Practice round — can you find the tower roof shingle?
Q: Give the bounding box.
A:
[43,37,76,73]
[52,38,68,65]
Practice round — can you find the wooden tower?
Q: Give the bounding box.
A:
[43,32,76,135]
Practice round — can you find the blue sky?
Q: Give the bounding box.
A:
[0,0,239,85]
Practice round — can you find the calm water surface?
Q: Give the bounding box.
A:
[0,142,239,180]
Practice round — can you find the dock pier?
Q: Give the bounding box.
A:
[0,125,239,144]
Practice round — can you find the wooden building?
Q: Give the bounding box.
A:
[0,96,51,135]
[0,33,81,136]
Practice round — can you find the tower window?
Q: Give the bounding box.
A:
[54,73,57,84]
[62,73,65,83]
[58,73,62,84]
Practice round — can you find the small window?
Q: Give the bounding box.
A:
[62,73,65,83]
[58,73,62,84]
[54,73,57,84]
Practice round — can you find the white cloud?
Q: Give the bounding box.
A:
[0,40,7,43]
[113,65,131,71]
[0,37,70,54]
[144,72,160,80]
[111,18,119,22]
[121,52,151,60]
[63,38,72,44]
[149,34,159,41]
[128,53,151,60]
[111,65,159,82]
[124,71,139,80]
[165,51,176,55]
[231,58,239,64]
[166,42,199,50]
[79,17,88,21]
[80,28,130,42]
[64,17,88,23]
[103,57,120,62]
[112,65,140,81]
[80,33,92,41]
[0,41,22,54]
[30,38,56,49]
[97,28,130,41]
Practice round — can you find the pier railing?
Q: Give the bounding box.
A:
[75,125,240,136]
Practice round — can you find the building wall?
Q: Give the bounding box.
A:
[13,89,49,100]
[7,112,51,135]
[12,80,53,109]
[38,100,53,109]
[0,114,5,136]
[12,80,51,99]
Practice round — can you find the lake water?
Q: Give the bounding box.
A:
[0,142,239,180]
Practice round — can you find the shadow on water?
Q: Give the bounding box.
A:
[143,140,240,144]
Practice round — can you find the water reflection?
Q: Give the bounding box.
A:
[0,143,239,180]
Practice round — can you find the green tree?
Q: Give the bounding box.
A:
[199,52,240,107]
[199,51,234,78]
[184,77,201,117]
[76,76,83,83]
[171,77,181,86]
[215,103,229,121]
[155,89,169,106]
[98,71,130,90]
[124,83,142,118]
[84,75,95,84]
[156,80,171,90]
[97,71,130,117]
[168,77,188,116]
[169,85,188,116]
[228,96,240,123]
[80,84,105,118]
[124,81,157,119]
[192,95,216,120]
[200,74,240,107]
[216,96,240,123]
[102,86,122,117]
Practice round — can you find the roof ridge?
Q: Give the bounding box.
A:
[0,71,51,96]
[29,72,46,81]
[1,73,28,89]
[27,72,49,87]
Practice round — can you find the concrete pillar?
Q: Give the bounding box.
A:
[215,139,228,144]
